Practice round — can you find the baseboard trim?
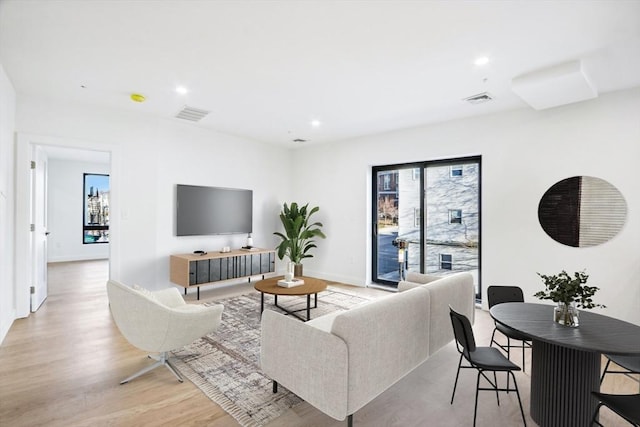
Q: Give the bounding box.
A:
[48,256,109,263]
[0,309,16,345]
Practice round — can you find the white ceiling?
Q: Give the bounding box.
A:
[1,0,639,147]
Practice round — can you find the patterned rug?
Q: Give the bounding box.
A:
[170,287,372,427]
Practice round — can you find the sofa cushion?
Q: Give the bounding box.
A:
[330,286,431,414]
[424,272,475,355]
[405,271,441,284]
[306,310,344,332]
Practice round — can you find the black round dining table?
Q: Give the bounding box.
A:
[490,302,640,427]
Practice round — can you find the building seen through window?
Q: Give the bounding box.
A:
[84,173,110,244]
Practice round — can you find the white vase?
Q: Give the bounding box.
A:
[286,262,295,280]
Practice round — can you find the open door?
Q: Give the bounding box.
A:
[30,146,49,312]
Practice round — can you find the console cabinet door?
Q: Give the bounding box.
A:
[220,257,229,280]
[269,252,275,272]
[238,255,247,277]
[189,261,197,285]
[209,259,221,282]
[251,254,261,275]
[196,260,210,284]
[260,252,271,273]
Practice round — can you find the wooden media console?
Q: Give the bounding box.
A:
[170,248,275,299]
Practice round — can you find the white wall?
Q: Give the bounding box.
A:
[0,64,16,343]
[15,95,291,299]
[8,83,640,329]
[292,88,640,324]
[47,159,110,262]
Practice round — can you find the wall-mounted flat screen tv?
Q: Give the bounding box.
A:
[176,184,253,236]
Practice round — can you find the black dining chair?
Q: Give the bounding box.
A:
[487,286,532,372]
[590,392,640,426]
[449,306,527,427]
[600,354,640,385]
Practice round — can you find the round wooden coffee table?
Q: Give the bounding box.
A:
[254,276,327,321]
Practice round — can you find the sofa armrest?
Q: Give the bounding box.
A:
[398,272,441,292]
[260,310,349,421]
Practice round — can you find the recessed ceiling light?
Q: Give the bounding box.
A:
[474,57,490,66]
[176,86,188,95]
[310,119,321,127]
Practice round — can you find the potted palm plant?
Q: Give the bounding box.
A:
[534,270,605,327]
[274,202,326,277]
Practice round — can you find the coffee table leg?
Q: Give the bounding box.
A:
[260,292,264,313]
[307,294,311,320]
[314,293,318,308]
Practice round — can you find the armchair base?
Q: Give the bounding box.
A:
[120,352,183,384]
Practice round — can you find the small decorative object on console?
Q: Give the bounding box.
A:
[277,278,305,288]
[534,269,606,327]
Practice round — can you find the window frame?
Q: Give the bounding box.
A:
[83,173,110,244]
[450,165,463,177]
[440,253,453,270]
[449,209,462,224]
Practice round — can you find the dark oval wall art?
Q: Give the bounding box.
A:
[538,176,627,247]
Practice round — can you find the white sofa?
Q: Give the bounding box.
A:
[260,272,475,426]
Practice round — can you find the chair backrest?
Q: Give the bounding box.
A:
[107,280,175,352]
[487,285,524,308]
[449,306,476,354]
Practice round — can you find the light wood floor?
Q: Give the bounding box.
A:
[0,260,636,426]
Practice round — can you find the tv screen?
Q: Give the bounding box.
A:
[176,184,253,236]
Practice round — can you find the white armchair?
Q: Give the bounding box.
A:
[106,280,224,384]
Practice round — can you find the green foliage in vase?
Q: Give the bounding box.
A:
[534,270,606,309]
[274,202,326,264]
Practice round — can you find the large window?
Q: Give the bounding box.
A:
[372,156,481,299]
[83,173,110,244]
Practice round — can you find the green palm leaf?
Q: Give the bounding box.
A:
[274,202,326,264]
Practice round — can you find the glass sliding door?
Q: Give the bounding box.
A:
[423,159,480,297]
[372,157,481,299]
[372,165,422,286]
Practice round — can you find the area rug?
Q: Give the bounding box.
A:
[170,287,372,427]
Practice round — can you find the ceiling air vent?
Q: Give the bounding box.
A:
[463,92,493,105]
[175,106,210,122]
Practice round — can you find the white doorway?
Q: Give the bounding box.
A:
[15,133,118,318]
[30,145,49,311]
